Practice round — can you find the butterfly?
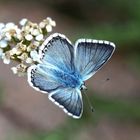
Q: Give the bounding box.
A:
[27,33,115,119]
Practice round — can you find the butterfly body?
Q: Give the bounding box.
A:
[52,65,83,89]
[28,33,115,118]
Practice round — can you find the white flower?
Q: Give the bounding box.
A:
[26,46,32,52]
[0,40,8,48]
[0,17,56,72]
[19,18,28,26]
[10,48,17,55]
[11,67,17,74]
[26,57,33,64]
[2,52,11,64]
[39,22,46,28]
[30,50,41,63]
[3,58,10,64]
[16,33,23,40]
[15,42,27,53]
[35,34,43,41]
[0,48,3,58]
[17,64,27,76]
[47,17,56,26]
[26,44,35,52]
[11,64,27,76]
[39,17,56,30]
[22,25,30,32]
[13,28,22,40]
[25,34,33,41]
[2,23,22,41]
[31,29,40,36]
[5,22,15,29]
[5,32,12,41]
[33,41,40,47]
[17,53,28,61]
[0,23,5,30]
[46,24,52,32]
[10,47,22,55]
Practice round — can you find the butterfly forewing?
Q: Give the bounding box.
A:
[39,33,74,70]
[74,39,115,81]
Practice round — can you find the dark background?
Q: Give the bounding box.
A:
[0,0,140,140]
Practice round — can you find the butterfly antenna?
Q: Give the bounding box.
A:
[82,89,95,113]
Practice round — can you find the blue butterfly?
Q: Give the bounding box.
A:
[27,33,115,119]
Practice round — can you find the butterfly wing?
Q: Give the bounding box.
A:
[28,64,83,118]
[74,39,115,81]
[39,33,74,70]
[28,63,83,118]
[28,33,74,93]
[28,64,63,93]
[49,88,83,118]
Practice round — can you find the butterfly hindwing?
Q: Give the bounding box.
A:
[49,88,83,118]
[74,39,115,81]
[28,64,63,93]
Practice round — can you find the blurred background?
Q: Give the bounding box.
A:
[0,0,140,140]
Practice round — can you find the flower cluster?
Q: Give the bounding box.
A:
[0,17,56,76]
